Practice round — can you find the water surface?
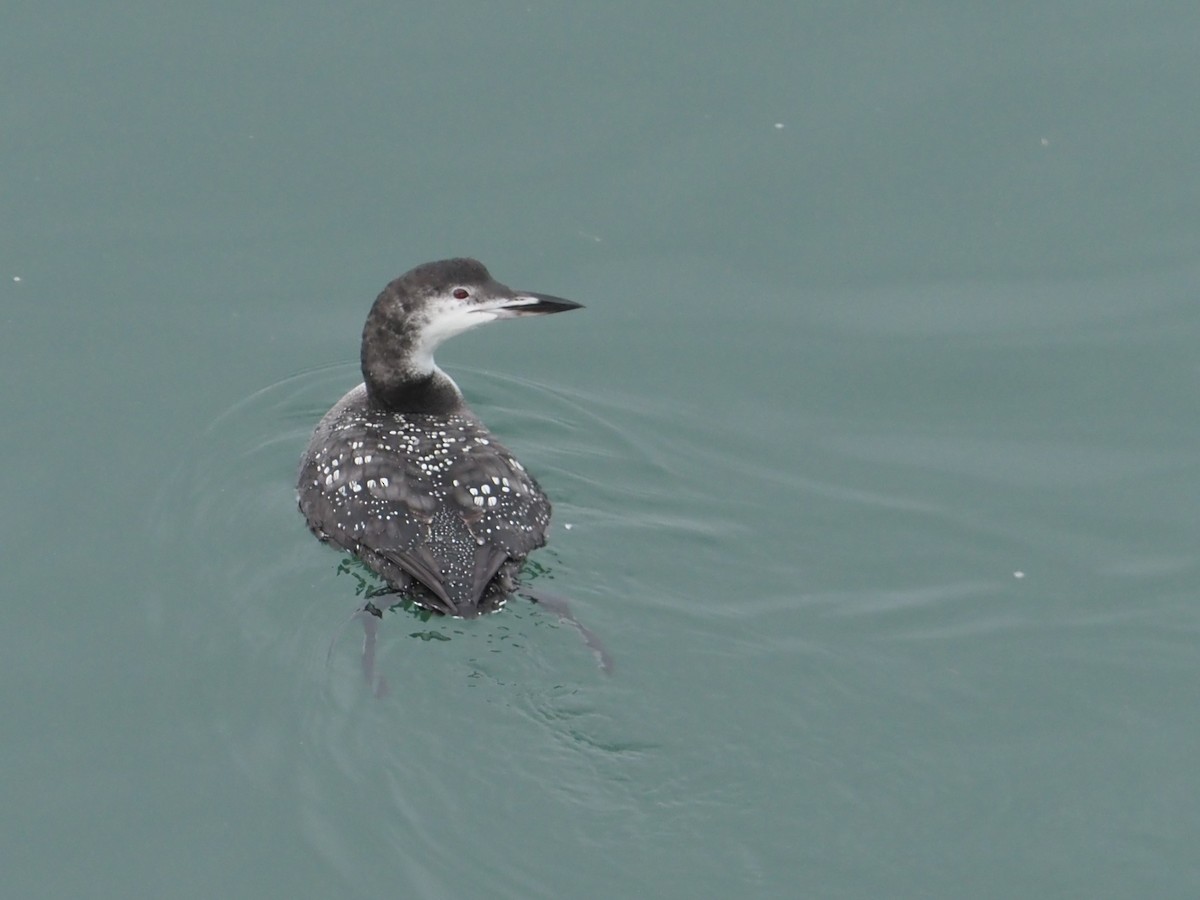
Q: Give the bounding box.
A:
[3,2,1199,897]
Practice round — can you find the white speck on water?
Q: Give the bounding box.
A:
[774,122,785,130]
[563,523,573,530]
[1013,571,1025,579]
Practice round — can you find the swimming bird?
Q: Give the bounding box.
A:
[297,258,583,621]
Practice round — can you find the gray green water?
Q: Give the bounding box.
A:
[4,2,1199,897]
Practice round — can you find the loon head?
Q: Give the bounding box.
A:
[361,258,583,413]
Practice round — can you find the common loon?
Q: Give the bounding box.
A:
[297,258,583,620]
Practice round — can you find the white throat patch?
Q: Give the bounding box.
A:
[407,299,498,375]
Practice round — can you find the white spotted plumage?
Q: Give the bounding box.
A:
[299,385,553,616]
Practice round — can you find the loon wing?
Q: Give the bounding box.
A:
[299,414,552,612]
[376,537,510,615]
[380,546,460,615]
[381,436,550,610]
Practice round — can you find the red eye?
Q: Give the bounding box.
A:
[453,288,469,300]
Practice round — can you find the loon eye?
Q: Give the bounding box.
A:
[452,288,470,300]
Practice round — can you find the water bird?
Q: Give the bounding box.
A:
[297,258,606,681]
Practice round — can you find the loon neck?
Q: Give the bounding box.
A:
[360,316,465,415]
[363,367,464,415]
